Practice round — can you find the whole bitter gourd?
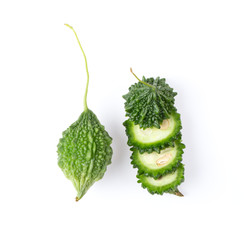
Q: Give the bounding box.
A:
[57,24,113,201]
[123,69,185,196]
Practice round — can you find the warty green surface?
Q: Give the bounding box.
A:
[137,164,184,195]
[131,140,185,179]
[123,111,182,153]
[57,109,112,201]
[123,76,177,129]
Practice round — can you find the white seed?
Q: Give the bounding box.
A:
[156,153,172,166]
[160,119,170,130]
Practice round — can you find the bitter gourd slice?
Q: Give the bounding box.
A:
[57,24,113,201]
[123,69,177,129]
[131,141,185,179]
[137,164,184,196]
[123,111,182,152]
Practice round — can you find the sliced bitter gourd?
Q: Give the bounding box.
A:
[124,111,182,152]
[131,141,185,179]
[137,164,184,196]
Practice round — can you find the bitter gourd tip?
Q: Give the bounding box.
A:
[174,190,184,197]
[64,23,72,28]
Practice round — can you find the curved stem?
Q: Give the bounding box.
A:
[130,68,155,89]
[65,24,89,111]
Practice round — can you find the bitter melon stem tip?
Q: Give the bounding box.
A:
[64,23,72,28]
[130,68,155,89]
[174,190,184,197]
[75,197,79,202]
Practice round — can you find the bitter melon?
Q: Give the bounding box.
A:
[137,164,184,196]
[131,141,185,179]
[123,69,185,196]
[57,24,113,201]
[123,74,177,129]
[124,111,182,153]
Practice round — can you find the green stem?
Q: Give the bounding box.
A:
[65,24,89,111]
[130,68,155,89]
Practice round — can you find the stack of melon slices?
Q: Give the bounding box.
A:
[123,69,185,196]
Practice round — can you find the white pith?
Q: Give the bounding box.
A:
[133,117,175,143]
[146,169,178,186]
[138,146,177,169]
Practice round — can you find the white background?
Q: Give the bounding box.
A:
[0,0,251,239]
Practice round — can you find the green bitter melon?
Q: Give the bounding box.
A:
[131,140,185,179]
[137,164,184,196]
[124,111,182,153]
[57,24,113,201]
[123,73,177,129]
[123,69,185,196]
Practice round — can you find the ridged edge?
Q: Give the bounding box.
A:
[133,132,182,154]
[137,164,185,195]
[131,141,185,179]
[123,111,182,153]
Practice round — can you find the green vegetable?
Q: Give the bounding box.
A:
[57,24,112,201]
[123,111,182,153]
[123,69,177,129]
[131,141,185,179]
[123,69,185,196]
[137,164,184,196]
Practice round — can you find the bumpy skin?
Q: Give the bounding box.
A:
[57,109,112,201]
[123,77,177,129]
[137,164,184,195]
[123,111,182,153]
[131,141,185,179]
